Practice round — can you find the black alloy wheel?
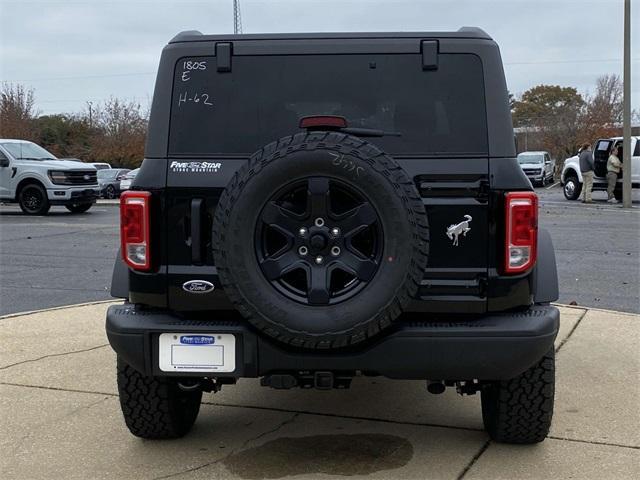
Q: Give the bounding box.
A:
[212,132,429,349]
[105,185,117,199]
[255,177,383,305]
[19,184,50,215]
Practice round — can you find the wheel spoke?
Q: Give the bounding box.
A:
[307,177,331,218]
[307,265,331,305]
[260,250,303,280]
[338,251,378,282]
[336,202,377,237]
[261,202,301,237]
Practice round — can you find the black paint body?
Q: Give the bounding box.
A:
[108,29,559,380]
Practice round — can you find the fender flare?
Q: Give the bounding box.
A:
[110,249,129,299]
[532,228,559,303]
[562,167,582,185]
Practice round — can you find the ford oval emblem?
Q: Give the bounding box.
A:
[182,280,215,294]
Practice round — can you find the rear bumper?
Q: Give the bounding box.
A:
[106,304,559,381]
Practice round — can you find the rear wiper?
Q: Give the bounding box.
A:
[339,127,401,138]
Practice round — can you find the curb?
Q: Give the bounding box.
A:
[553,303,640,318]
[0,299,121,320]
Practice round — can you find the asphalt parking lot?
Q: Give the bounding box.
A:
[0,203,119,315]
[1,186,638,315]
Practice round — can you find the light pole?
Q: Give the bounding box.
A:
[87,101,93,129]
[622,0,631,207]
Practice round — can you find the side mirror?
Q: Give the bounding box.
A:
[0,157,10,167]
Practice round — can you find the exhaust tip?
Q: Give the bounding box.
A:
[427,380,446,395]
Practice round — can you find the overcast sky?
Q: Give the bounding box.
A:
[1,0,637,115]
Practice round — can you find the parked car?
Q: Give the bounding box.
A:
[561,136,640,200]
[119,168,139,191]
[97,168,130,198]
[90,162,112,170]
[107,28,559,444]
[0,139,99,214]
[517,151,554,187]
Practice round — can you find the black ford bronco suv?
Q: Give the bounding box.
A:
[106,28,560,444]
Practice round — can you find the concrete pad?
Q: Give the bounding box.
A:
[0,302,118,369]
[0,384,108,453]
[465,438,639,479]
[553,309,640,447]
[0,384,297,480]
[183,410,487,479]
[1,383,486,480]
[555,305,585,349]
[0,344,117,395]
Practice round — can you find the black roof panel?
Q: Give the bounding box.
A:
[169,27,492,44]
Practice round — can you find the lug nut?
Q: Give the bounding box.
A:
[330,246,341,256]
[315,255,323,264]
[299,227,307,236]
[314,217,325,227]
[298,246,308,256]
[330,227,340,237]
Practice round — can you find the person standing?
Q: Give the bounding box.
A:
[579,142,595,203]
[606,146,622,203]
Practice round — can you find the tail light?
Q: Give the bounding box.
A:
[120,191,151,270]
[504,191,538,274]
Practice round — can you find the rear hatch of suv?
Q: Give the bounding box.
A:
[135,32,518,316]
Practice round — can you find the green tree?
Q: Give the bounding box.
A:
[512,85,584,128]
[512,85,586,174]
[35,114,92,159]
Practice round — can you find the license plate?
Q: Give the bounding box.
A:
[158,333,236,373]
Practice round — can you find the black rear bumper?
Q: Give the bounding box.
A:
[105,304,559,381]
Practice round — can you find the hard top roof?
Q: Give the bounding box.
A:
[170,27,492,43]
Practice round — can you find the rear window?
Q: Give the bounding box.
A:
[169,53,488,156]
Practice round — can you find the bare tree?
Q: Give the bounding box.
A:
[582,74,624,140]
[0,83,38,140]
[86,97,148,168]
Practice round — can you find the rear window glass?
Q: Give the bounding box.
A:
[169,53,487,156]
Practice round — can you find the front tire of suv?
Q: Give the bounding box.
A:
[563,175,582,200]
[481,348,555,444]
[18,183,51,215]
[65,203,92,214]
[116,357,202,439]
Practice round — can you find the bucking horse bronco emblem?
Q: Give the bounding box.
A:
[446,215,472,246]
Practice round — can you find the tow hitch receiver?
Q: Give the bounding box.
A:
[261,372,353,390]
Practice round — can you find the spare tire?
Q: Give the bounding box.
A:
[212,132,429,349]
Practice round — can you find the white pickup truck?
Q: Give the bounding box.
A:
[561,136,640,200]
[0,139,100,214]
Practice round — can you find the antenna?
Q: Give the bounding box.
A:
[233,0,243,34]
